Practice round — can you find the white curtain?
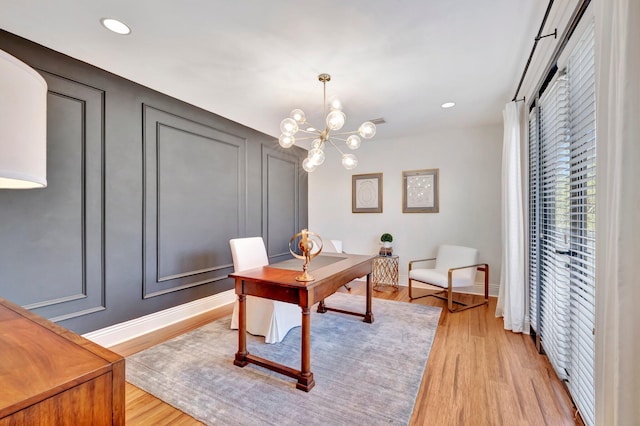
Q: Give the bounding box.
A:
[496,101,527,333]
[594,0,640,424]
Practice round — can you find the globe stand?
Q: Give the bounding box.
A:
[289,229,322,282]
[296,263,314,282]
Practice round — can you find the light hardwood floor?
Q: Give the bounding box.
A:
[111,282,580,425]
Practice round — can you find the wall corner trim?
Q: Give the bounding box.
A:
[82,290,236,348]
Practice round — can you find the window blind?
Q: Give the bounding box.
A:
[528,17,596,426]
[538,72,571,380]
[528,108,539,333]
[566,20,596,426]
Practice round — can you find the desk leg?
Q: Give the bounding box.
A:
[296,307,315,392]
[364,273,374,323]
[234,292,249,367]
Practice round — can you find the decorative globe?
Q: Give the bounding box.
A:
[299,238,314,253]
[288,229,323,282]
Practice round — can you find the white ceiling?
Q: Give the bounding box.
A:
[0,0,546,143]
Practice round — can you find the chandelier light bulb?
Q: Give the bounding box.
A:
[341,153,358,170]
[308,148,325,166]
[279,134,295,148]
[358,121,376,139]
[326,110,346,131]
[302,157,317,172]
[290,109,306,124]
[312,138,323,149]
[280,118,299,136]
[346,135,361,150]
[328,97,343,111]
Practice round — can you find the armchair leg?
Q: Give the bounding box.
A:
[410,291,437,301]
[410,287,477,310]
[444,263,489,313]
[409,280,449,302]
[483,264,490,303]
[409,280,436,301]
[448,270,454,312]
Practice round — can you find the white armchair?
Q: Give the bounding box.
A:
[229,237,301,343]
[408,244,489,312]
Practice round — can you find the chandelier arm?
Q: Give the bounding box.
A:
[326,138,346,156]
[328,136,350,142]
[330,130,359,136]
[293,136,318,141]
[297,127,320,135]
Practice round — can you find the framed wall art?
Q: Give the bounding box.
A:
[352,173,383,213]
[402,168,439,213]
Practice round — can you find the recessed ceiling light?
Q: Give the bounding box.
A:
[101,18,131,35]
[441,102,456,109]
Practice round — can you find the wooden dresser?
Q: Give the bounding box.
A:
[0,298,124,425]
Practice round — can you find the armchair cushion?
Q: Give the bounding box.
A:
[410,245,479,288]
[409,268,473,288]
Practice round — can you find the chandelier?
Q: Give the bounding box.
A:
[278,73,376,172]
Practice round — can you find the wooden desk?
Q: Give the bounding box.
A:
[0,298,125,425]
[229,253,375,392]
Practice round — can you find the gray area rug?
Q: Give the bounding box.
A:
[126,293,441,425]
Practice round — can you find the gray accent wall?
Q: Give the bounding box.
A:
[0,30,308,333]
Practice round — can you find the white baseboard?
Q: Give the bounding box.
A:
[82,290,236,348]
[82,275,499,349]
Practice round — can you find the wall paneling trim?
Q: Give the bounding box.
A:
[0,71,105,322]
[142,105,246,298]
[0,30,308,333]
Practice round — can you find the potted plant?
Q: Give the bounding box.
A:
[380,233,393,248]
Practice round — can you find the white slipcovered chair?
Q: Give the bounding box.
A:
[229,237,301,343]
[311,238,342,254]
[408,244,489,312]
[323,239,342,253]
[312,239,351,290]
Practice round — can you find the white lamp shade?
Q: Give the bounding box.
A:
[0,49,48,188]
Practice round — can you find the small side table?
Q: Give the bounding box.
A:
[372,255,399,292]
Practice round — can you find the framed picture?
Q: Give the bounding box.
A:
[402,168,439,213]
[352,173,383,213]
